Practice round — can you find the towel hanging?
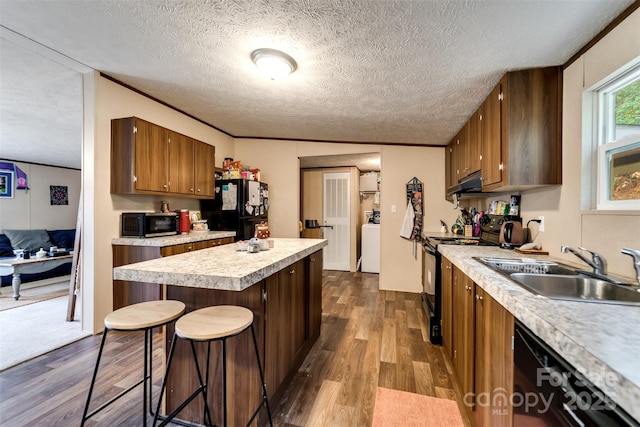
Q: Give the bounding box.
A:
[400,200,415,239]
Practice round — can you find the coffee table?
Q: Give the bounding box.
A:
[0,255,73,300]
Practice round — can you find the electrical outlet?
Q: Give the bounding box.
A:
[391,204,397,213]
[538,216,545,232]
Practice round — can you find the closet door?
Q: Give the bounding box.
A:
[323,172,351,271]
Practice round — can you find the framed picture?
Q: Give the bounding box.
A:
[0,170,14,198]
[50,185,69,205]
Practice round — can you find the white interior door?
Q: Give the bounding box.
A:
[323,172,350,271]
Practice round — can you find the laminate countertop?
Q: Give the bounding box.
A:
[438,244,640,422]
[112,238,327,292]
[112,230,236,247]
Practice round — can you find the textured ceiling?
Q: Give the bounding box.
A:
[0,0,635,169]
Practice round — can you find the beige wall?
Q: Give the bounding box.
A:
[0,160,80,230]
[84,74,234,333]
[379,145,456,292]
[521,9,640,280]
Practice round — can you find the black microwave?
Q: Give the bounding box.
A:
[121,212,179,238]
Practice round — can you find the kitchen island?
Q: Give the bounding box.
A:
[438,244,640,423]
[113,238,327,426]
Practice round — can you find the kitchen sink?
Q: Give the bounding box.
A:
[477,257,579,275]
[510,273,640,305]
[476,257,640,305]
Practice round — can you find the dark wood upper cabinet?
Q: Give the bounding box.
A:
[483,67,562,192]
[111,117,215,199]
[481,84,503,188]
[446,66,562,196]
[112,117,169,194]
[168,131,195,195]
[194,140,216,197]
[467,108,481,176]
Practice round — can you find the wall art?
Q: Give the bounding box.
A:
[50,185,68,205]
[0,170,14,198]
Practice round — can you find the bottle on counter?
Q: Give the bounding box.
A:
[179,209,190,234]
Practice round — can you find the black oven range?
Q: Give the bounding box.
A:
[421,214,521,345]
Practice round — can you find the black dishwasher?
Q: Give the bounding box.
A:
[513,321,638,426]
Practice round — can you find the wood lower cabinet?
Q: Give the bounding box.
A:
[308,250,323,339]
[441,256,453,358]
[452,265,475,408]
[112,237,233,309]
[265,259,307,400]
[111,117,215,199]
[446,263,515,426]
[163,250,323,426]
[475,286,514,427]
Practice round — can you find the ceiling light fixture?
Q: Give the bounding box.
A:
[251,48,297,80]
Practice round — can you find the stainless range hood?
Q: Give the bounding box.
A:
[448,170,484,197]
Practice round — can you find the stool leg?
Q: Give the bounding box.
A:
[143,327,150,426]
[81,328,109,426]
[192,340,213,427]
[153,332,178,427]
[247,324,273,427]
[222,338,227,427]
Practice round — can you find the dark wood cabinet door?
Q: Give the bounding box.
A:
[194,141,216,197]
[160,244,186,256]
[168,131,195,195]
[308,250,323,339]
[441,256,453,358]
[452,266,475,404]
[475,286,514,427]
[468,108,481,175]
[133,118,169,192]
[481,82,502,188]
[445,141,454,193]
[265,259,307,399]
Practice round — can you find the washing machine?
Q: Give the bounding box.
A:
[361,223,380,273]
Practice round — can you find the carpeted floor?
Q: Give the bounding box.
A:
[372,387,465,427]
[0,281,70,311]
[0,281,90,371]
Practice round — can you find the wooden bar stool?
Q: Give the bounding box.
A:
[153,305,273,427]
[81,300,186,426]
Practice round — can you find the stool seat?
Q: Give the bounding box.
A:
[105,300,186,330]
[176,305,254,341]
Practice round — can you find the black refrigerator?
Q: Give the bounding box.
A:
[201,179,269,241]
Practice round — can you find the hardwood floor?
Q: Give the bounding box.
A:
[0,271,472,426]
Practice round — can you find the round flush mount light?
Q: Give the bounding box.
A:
[251,48,297,80]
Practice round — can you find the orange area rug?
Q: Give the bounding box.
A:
[372,387,465,427]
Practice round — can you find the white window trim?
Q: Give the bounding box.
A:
[593,63,640,211]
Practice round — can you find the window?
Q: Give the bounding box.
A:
[596,64,640,210]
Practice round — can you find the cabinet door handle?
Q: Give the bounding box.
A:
[163,184,167,189]
[190,188,194,192]
[310,257,315,262]
[289,269,295,275]
[476,294,483,301]
[197,188,201,192]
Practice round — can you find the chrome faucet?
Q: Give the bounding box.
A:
[621,248,640,285]
[561,246,607,275]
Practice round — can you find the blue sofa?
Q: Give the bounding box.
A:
[0,229,76,287]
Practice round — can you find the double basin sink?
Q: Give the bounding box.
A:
[477,257,640,306]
